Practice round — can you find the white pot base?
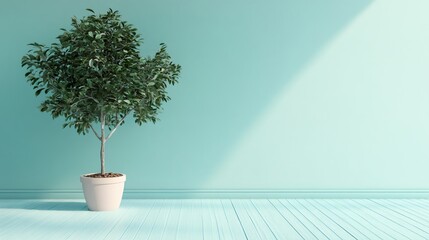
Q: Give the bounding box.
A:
[80,173,126,211]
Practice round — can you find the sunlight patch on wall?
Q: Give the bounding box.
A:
[205,0,429,190]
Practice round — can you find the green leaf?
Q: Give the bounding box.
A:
[86,8,95,13]
[35,88,44,96]
[123,100,131,104]
[88,31,94,37]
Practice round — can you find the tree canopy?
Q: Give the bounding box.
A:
[21,8,181,136]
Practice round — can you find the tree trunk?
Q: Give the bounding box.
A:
[100,111,105,175]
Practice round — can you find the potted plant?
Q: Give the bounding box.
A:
[21,9,181,211]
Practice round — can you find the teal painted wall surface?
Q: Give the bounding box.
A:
[1,0,429,196]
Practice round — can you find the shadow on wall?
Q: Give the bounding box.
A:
[118,0,374,189]
[0,0,372,192]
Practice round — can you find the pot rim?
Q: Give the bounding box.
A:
[80,173,126,184]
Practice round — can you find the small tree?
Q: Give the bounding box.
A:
[21,9,181,175]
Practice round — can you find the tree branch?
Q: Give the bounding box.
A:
[70,95,99,107]
[85,95,99,104]
[90,124,101,140]
[105,111,130,141]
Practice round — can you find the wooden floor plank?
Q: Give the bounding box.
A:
[342,199,409,239]
[1,199,428,239]
[0,200,62,238]
[244,199,280,240]
[286,199,342,239]
[251,199,302,239]
[0,200,40,222]
[308,199,371,239]
[250,199,304,239]
[124,200,162,240]
[414,199,429,207]
[209,199,234,240]
[231,199,272,240]
[175,199,204,240]
[362,199,429,238]
[97,211,136,240]
[408,199,429,214]
[200,199,220,240]
[157,199,182,240]
[320,199,384,240]
[3,201,86,240]
[144,199,175,240]
[148,199,178,240]
[35,202,88,240]
[330,199,399,239]
[347,199,423,240]
[401,199,429,216]
[117,200,156,240]
[67,204,134,239]
[270,199,325,239]
[297,199,356,239]
[221,199,248,239]
[377,200,429,227]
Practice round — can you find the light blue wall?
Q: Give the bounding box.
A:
[1,0,429,197]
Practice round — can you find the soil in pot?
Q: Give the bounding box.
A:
[86,172,123,178]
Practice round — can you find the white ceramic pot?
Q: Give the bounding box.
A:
[80,173,126,211]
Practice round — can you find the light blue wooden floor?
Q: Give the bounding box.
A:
[0,199,428,239]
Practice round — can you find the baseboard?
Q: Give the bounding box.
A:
[1,189,429,199]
